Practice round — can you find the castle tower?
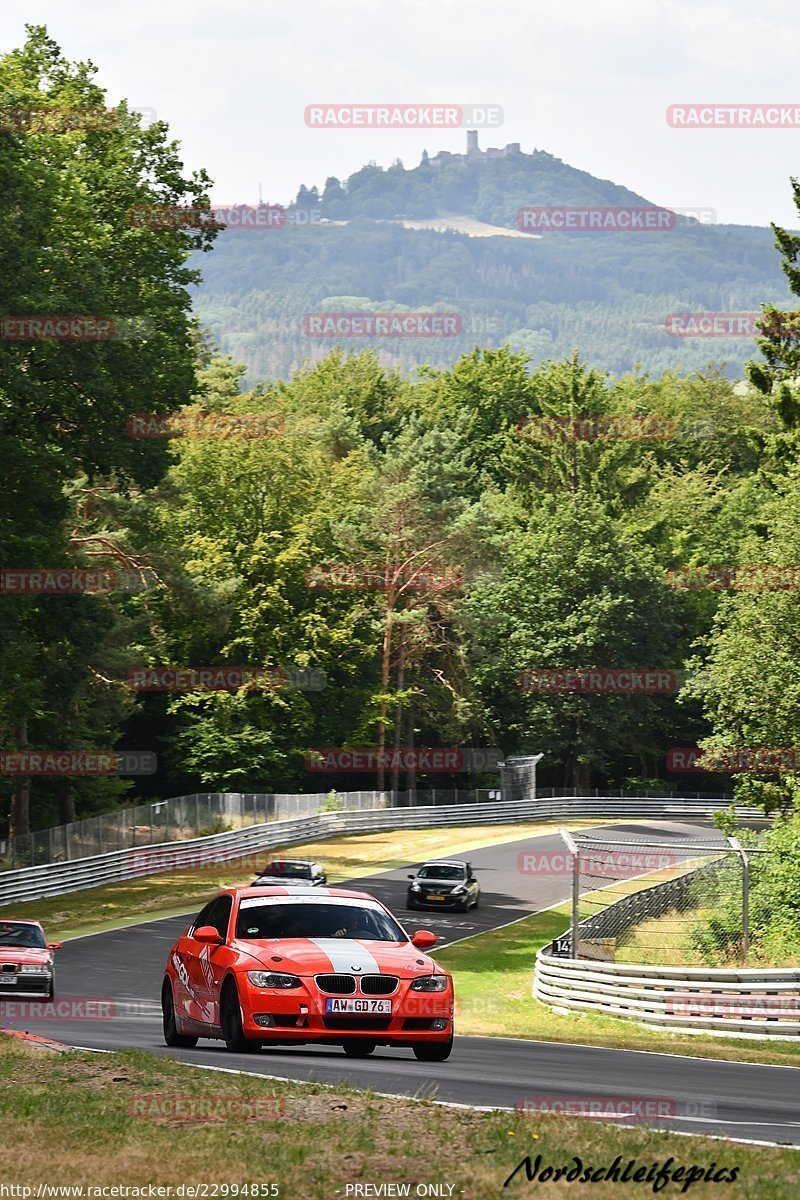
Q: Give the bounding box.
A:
[466,129,479,156]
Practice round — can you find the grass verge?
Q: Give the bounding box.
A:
[0,820,605,941]
[436,906,800,1067]
[619,906,800,968]
[1,1037,797,1197]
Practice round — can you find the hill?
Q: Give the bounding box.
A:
[192,138,794,381]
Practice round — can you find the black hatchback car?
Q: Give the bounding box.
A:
[406,860,480,912]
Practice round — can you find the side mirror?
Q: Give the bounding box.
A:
[411,930,437,949]
[407,874,416,880]
[48,942,62,951]
[194,925,223,945]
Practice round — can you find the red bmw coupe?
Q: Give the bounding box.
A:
[162,887,453,1060]
[0,919,60,1000]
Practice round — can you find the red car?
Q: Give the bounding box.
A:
[162,887,454,1060]
[0,919,61,1001]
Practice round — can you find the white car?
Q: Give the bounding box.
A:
[250,859,327,887]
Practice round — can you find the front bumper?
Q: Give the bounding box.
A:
[0,974,52,998]
[408,891,465,909]
[240,977,454,1044]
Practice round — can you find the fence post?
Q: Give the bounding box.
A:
[560,829,580,960]
[728,836,750,961]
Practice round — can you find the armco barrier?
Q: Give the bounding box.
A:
[534,951,800,1040]
[0,793,759,906]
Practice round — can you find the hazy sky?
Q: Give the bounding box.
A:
[4,0,800,226]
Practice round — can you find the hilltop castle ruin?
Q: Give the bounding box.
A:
[426,129,522,167]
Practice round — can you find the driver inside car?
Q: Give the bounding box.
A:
[330,908,371,938]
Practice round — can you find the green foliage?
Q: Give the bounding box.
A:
[7,26,800,851]
[322,790,345,812]
[691,813,800,963]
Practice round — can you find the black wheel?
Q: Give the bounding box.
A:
[405,899,417,910]
[413,1035,453,1062]
[472,894,480,910]
[43,975,55,1002]
[161,981,198,1049]
[221,979,257,1053]
[341,1040,376,1057]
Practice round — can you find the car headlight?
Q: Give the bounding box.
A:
[410,974,448,992]
[450,884,467,894]
[410,882,421,892]
[19,964,52,975]
[247,971,302,989]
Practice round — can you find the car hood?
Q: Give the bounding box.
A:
[231,937,441,978]
[0,947,50,966]
[254,876,314,886]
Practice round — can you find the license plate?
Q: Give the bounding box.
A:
[324,997,392,1015]
[427,894,445,901]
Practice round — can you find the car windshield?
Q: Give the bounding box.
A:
[417,865,465,880]
[0,923,46,949]
[261,862,312,878]
[235,898,405,942]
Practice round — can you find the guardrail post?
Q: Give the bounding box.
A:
[560,828,580,959]
[728,836,750,962]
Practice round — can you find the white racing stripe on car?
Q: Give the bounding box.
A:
[308,939,381,974]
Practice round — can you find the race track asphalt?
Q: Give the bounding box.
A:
[3,820,798,1146]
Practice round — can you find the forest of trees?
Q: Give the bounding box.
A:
[4,29,800,843]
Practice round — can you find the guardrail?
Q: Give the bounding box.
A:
[534,951,800,1040]
[0,793,760,906]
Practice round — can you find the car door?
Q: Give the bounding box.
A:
[192,894,233,1029]
[171,900,215,1027]
[180,896,232,1029]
